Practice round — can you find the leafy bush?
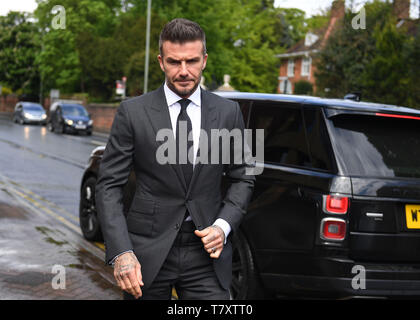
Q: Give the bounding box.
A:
[1,86,12,96]
[294,80,313,95]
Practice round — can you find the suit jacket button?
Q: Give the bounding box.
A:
[175,223,180,230]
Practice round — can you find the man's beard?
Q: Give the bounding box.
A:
[166,74,201,98]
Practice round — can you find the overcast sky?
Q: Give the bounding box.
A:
[0,0,418,18]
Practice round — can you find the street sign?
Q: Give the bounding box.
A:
[116,80,125,95]
[116,78,127,98]
[50,89,60,100]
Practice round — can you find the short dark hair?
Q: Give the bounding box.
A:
[159,18,206,56]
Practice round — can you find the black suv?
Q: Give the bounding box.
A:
[79,92,420,299]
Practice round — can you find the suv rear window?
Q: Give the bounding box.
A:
[330,114,420,179]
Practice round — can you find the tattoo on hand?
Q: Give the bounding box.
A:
[115,252,138,273]
[212,225,225,242]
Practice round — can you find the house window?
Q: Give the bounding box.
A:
[287,59,295,77]
[301,57,312,77]
[279,79,292,94]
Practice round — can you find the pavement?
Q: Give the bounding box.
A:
[0,112,119,300]
[0,179,121,300]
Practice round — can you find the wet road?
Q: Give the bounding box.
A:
[0,116,108,217]
[0,115,121,299]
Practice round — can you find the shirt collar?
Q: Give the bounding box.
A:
[164,81,201,108]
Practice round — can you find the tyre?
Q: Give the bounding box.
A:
[230,229,265,299]
[79,176,103,242]
[57,123,65,134]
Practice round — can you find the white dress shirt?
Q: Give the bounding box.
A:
[164,82,201,168]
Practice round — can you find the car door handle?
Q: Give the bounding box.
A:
[298,187,304,198]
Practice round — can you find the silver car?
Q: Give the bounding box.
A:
[13,102,47,125]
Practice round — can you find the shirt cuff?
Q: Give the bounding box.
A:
[110,250,134,266]
[213,218,231,244]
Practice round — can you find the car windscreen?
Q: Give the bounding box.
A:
[330,114,420,179]
[23,105,43,111]
[62,105,88,117]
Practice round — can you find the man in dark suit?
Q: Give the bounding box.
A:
[95,18,255,300]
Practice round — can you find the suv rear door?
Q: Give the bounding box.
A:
[326,111,420,262]
[241,101,321,256]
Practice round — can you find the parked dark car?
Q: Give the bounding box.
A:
[13,102,47,125]
[47,102,93,135]
[79,92,420,299]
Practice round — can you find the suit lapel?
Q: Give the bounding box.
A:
[186,89,218,198]
[145,85,188,193]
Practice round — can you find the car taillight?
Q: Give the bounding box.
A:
[324,195,349,214]
[321,218,346,241]
[376,113,420,120]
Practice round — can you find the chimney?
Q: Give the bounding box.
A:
[321,0,345,47]
[331,0,345,20]
[393,0,410,20]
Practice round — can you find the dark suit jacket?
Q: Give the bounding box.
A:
[95,85,255,290]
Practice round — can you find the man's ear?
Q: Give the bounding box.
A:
[158,55,165,72]
[202,54,208,70]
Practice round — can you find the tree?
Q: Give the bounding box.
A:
[274,8,307,48]
[228,1,283,93]
[114,11,165,96]
[130,0,287,92]
[361,19,409,106]
[0,12,41,97]
[315,1,392,99]
[406,24,420,107]
[29,0,315,99]
[314,0,419,108]
[34,0,122,97]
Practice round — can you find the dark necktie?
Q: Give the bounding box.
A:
[176,99,193,188]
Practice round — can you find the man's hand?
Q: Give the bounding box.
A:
[114,252,144,299]
[194,225,225,259]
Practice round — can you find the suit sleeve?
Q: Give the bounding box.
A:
[95,101,134,264]
[217,102,256,232]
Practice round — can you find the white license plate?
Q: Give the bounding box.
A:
[75,124,86,129]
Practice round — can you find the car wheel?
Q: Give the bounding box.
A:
[47,122,54,132]
[230,229,265,299]
[56,123,64,134]
[79,176,103,242]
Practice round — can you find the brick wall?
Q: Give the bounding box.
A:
[0,95,18,112]
[86,104,118,133]
[0,94,119,133]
